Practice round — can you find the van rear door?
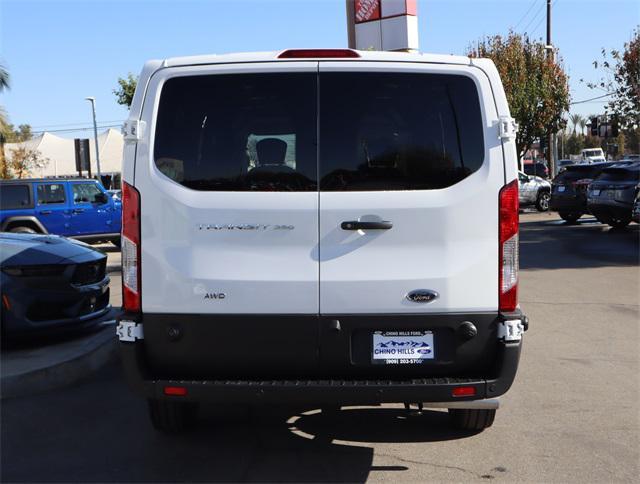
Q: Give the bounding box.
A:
[317,62,503,315]
[136,63,320,316]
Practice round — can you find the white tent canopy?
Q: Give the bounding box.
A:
[4,128,123,178]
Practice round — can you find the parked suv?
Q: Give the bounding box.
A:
[587,162,640,228]
[550,162,628,223]
[518,171,551,211]
[117,49,526,433]
[0,178,121,246]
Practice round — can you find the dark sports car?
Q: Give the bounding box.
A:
[1,233,110,336]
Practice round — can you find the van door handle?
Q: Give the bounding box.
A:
[73,208,85,214]
[39,210,52,215]
[341,221,393,230]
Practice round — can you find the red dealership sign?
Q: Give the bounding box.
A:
[355,0,380,23]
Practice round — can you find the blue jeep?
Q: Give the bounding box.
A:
[0,178,121,247]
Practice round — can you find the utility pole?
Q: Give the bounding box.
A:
[85,96,102,180]
[345,0,355,49]
[546,0,555,176]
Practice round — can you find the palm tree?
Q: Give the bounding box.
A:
[578,118,587,137]
[0,64,8,92]
[569,114,583,136]
[0,64,10,178]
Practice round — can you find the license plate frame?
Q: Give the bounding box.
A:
[372,330,435,365]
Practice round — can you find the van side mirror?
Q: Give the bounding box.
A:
[94,193,109,205]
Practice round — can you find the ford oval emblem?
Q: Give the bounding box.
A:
[406,289,439,303]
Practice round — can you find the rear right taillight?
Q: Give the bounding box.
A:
[122,182,141,312]
[499,180,519,312]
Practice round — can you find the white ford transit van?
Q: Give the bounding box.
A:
[117,49,527,433]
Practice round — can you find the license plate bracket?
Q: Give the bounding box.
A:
[372,330,434,365]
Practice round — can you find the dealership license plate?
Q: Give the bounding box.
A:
[557,186,566,192]
[592,189,600,196]
[372,331,434,365]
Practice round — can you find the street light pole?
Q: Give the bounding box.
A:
[85,97,102,180]
[546,0,555,176]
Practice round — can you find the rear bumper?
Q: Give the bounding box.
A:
[120,341,521,405]
[549,195,586,213]
[118,311,524,405]
[587,199,633,219]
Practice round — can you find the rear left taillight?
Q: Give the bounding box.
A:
[122,182,141,312]
[499,180,519,312]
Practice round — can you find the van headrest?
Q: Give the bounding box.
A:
[256,138,287,166]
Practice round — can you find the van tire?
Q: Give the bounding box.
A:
[448,408,496,430]
[558,211,581,223]
[111,238,121,249]
[147,399,198,433]
[9,226,37,234]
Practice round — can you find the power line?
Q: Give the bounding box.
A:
[514,0,539,31]
[522,2,546,34]
[570,92,614,105]
[30,120,124,129]
[31,124,122,135]
[531,0,558,38]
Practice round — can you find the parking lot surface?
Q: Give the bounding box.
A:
[2,212,638,483]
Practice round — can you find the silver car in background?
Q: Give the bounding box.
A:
[519,171,551,211]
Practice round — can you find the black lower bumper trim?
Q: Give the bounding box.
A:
[146,376,488,405]
[119,324,522,405]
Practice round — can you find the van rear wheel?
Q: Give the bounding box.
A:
[148,399,198,433]
[448,408,496,430]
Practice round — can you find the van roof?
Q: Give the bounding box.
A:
[162,49,475,68]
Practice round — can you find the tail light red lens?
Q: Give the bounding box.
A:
[452,386,477,397]
[278,49,360,59]
[122,182,141,312]
[164,386,188,396]
[499,180,519,312]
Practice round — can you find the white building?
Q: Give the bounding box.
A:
[3,128,123,180]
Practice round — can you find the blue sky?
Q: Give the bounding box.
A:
[1,0,638,138]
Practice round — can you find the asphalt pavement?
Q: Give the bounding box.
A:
[2,212,638,483]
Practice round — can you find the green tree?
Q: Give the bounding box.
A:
[616,132,626,157]
[585,27,640,152]
[583,135,601,149]
[5,124,33,142]
[113,73,138,108]
[565,134,584,156]
[468,32,570,160]
[6,146,49,179]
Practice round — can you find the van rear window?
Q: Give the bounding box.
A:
[154,73,318,191]
[154,72,485,192]
[319,73,484,191]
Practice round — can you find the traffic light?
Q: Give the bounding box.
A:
[590,117,599,136]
